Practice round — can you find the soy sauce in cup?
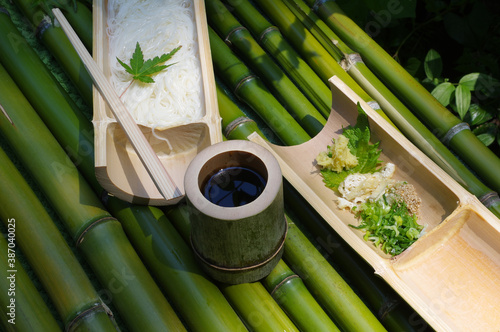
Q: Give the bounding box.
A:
[203,166,266,207]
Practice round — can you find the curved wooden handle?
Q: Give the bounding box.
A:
[53,8,182,201]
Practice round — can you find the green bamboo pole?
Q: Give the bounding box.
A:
[106,197,248,332]
[209,26,311,145]
[13,0,93,105]
[206,0,326,137]
[286,0,500,217]
[218,83,265,140]
[0,146,118,331]
[283,216,386,332]
[262,260,341,332]
[58,1,93,51]
[0,63,185,332]
[0,224,62,332]
[251,0,396,126]
[308,0,500,195]
[220,0,332,118]
[220,282,299,332]
[164,205,300,332]
[0,9,98,192]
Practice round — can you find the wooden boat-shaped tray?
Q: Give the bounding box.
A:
[92,0,222,205]
[250,76,500,332]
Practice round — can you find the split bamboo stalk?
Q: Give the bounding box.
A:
[0,146,118,331]
[209,26,311,145]
[206,0,326,137]
[0,9,99,192]
[0,63,186,332]
[0,223,62,332]
[216,82,424,331]
[285,0,500,217]
[214,84,388,331]
[218,0,332,117]
[307,0,500,195]
[13,0,93,105]
[283,181,430,332]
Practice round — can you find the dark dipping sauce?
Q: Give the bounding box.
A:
[203,166,266,207]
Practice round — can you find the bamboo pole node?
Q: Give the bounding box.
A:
[224,26,247,46]
[75,216,118,247]
[0,7,9,15]
[65,302,114,332]
[258,26,279,42]
[35,15,52,39]
[269,273,301,297]
[234,74,257,96]
[223,116,256,137]
[441,122,470,145]
[479,191,500,208]
[313,0,331,11]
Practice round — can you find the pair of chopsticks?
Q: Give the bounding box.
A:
[53,8,182,203]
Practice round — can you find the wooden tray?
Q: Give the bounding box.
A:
[92,0,222,205]
[250,76,500,332]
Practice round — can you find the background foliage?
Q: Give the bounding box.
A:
[337,0,500,156]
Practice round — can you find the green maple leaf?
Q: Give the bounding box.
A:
[117,42,181,84]
[320,103,383,189]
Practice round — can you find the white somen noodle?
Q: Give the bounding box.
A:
[107,0,203,128]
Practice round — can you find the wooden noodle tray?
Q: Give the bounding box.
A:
[92,0,222,205]
[250,76,500,332]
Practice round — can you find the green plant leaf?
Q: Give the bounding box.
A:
[473,122,498,146]
[320,103,382,189]
[424,49,442,80]
[466,103,493,126]
[405,57,421,77]
[459,73,500,99]
[431,82,455,107]
[117,42,181,84]
[455,84,471,119]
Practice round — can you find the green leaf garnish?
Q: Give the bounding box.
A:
[350,197,423,256]
[320,103,383,189]
[117,42,181,84]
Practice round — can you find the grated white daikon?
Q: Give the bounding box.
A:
[107,0,203,128]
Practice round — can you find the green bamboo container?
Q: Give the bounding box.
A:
[0,146,118,331]
[0,63,185,332]
[308,0,500,194]
[262,260,341,332]
[209,26,311,145]
[12,0,94,106]
[0,223,62,332]
[164,205,300,332]
[206,0,326,136]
